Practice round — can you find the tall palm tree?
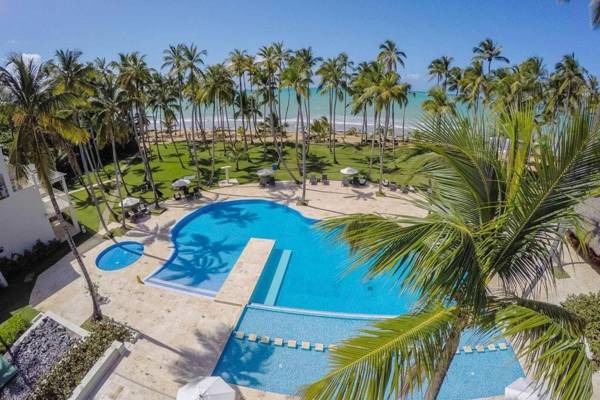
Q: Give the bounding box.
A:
[229,49,250,153]
[1,54,103,320]
[317,57,344,163]
[337,52,353,138]
[551,53,587,113]
[428,56,454,92]
[303,108,598,400]
[473,38,510,74]
[459,59,488,123]
[377,39,406,73]
[90,74,130,231]
[114,52,161,209]
[422,86,456,117]
[295,47,322,141]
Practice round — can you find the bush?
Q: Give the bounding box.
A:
[562,291,600,369]
[0,239,62,279]
[31,318,133,399]
[0,312,31,352]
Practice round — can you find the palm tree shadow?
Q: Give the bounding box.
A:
[209,205,258,228]
[343,189,375,201]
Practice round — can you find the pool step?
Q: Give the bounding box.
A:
[233,331,511,355]
[264,250,292,306]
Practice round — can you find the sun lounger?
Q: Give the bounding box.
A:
[268,176,276,186]
[274,337,284,346]
[248,333,257,342]
[315,343,324,352]
[463,345,473,353]
[301,341,310,350]
[342,177,350,187]
[321,174,329,185]
[260,336,270,344]
[390,182,398,191]
[287,339,297,349]
[476,345,485,353]
[382,179,389,187]
[259,176,268,187]
[358,176,367,186]
[310,175,318,185]
[487,344,497,352]
[498,342,508,350]
[235,331,245,340]
[401,185,410,194]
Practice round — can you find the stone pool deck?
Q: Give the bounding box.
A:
[27,181,600,399]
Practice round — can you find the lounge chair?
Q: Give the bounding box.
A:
[260,336,270,344]
[498,342,508,350]
[321,174,329,185]
[382,179,390,187]
[475,345,485,353]
[248,333,257,342]
[463,345,473,353]
[259,176,268,187]
[487,344,497,352]
[358,176,367,186]
[351,176,359,186]
[390,182,398,191]
[274,337,284,346]
[301,341,311,350]
[173,192,182,201]
[287,339,297,348]
[314,343,324,352]
[401,185,410,194]
[192,186,202,199]
[268,176,276,186]
[342,177,350,187]
[235,331,245,340]
[309,175,318,185]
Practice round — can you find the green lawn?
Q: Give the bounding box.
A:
[71,141,424,232]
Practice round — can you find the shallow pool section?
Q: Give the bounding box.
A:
[96,241,144,271]
[146,199,416,314]
[214,306,525,399]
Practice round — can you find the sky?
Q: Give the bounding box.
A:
[0,0,598,91]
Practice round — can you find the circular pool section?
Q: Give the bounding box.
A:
[96,241,144,271]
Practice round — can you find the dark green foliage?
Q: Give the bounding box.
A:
[563,292,600,369]
[0,313,30,352]
[31,318,132,399]
[0,239,62,279]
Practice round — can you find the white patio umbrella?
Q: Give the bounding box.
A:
[256,168,274,177]
[122,197,140,208]
[176,376,235,400]
[171,178,191,189]
[340,166,359,176]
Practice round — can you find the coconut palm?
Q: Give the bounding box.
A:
[90,74,130,231]
[303,107,598,400]
[428,56,454,92]
[422,86,456,117]
[1,54,103,320]
[113,52,161,209]
[229,49,250,153]
[295,47,322,139]
[473,38,510,74]
[459,59,488,123]
[377,39,406,73]
[551,53,587,113]
[317,57,344,163]
[337,52,353,137]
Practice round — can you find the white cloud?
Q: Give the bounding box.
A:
[405,73,421,81]
[6,39,17,45]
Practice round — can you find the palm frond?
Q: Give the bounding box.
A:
[301,305,458,400]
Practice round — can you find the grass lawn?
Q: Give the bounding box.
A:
[71,140,425,230]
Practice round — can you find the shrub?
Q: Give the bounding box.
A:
[31,318,133,399]
[0,312,31,352]
[562,291,600,369]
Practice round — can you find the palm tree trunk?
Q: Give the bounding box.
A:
[135,104,161,209]
[368,110,378,177]
[110,125,127,230]
[177,79,193,157]
[190,104,202,184]
[379,104,390,194]
[332,89,338,164]
[299,93,308,204]
[35,145,103,320]
[209,101,217,184]
[239,74,248,153]
[268,79,299,183]
[80,143,111,236]
[424,319,465,400]
[152,111,163,161]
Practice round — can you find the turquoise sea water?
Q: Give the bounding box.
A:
[176,89,441,134]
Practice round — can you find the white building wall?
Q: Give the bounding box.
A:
[0,153,55,256]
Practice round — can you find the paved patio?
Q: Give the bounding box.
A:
[28,181,600,399]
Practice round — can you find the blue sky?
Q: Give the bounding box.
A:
[0,0,598,90]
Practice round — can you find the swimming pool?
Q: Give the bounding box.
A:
[146,199,417,315]
[96,241,144,271]
[146,199,524,398]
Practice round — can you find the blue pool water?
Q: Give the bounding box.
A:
[96,241,144,271]
[215,306,524,399]
[146,199,524,398]
[147,199,417,314]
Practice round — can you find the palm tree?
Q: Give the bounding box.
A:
[473,38,510,74]
[317,57,344,163]
[551,53,587,113]
[303,108,598,400]
[337,52,353,138]
[422,86,456,117]
[229,49,250,153]
[1,54,103,320]
[90,74,130,231]
[377,39,406,73]
[428,56,454,92]
[114,52,161,209]
[459,59,488,123]
[295,47,322,141]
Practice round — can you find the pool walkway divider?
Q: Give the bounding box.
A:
[264,249,292,306]
[214,238,275,307]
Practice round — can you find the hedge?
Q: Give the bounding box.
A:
[562,291,600,369]
[31,318,132,399]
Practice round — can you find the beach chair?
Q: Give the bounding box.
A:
[401,185,410,194]
[260,336,270,344]
[342,177,350,187]
[248,333,257,342]
[235,331,245,340]
[259,176,268,187]
[301,341,311,350]
[321,174,329,185]
[192,186,202,199]
[314,343,325,352]
[268,176,276,186]
[274,337,284,346]
[287,339,297,349]
[309,175,318,185]
[351,176,359,186]
[173,192,182,201]
[382,179,390,187]
[358,176,367,186]
[390,182,398,191]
